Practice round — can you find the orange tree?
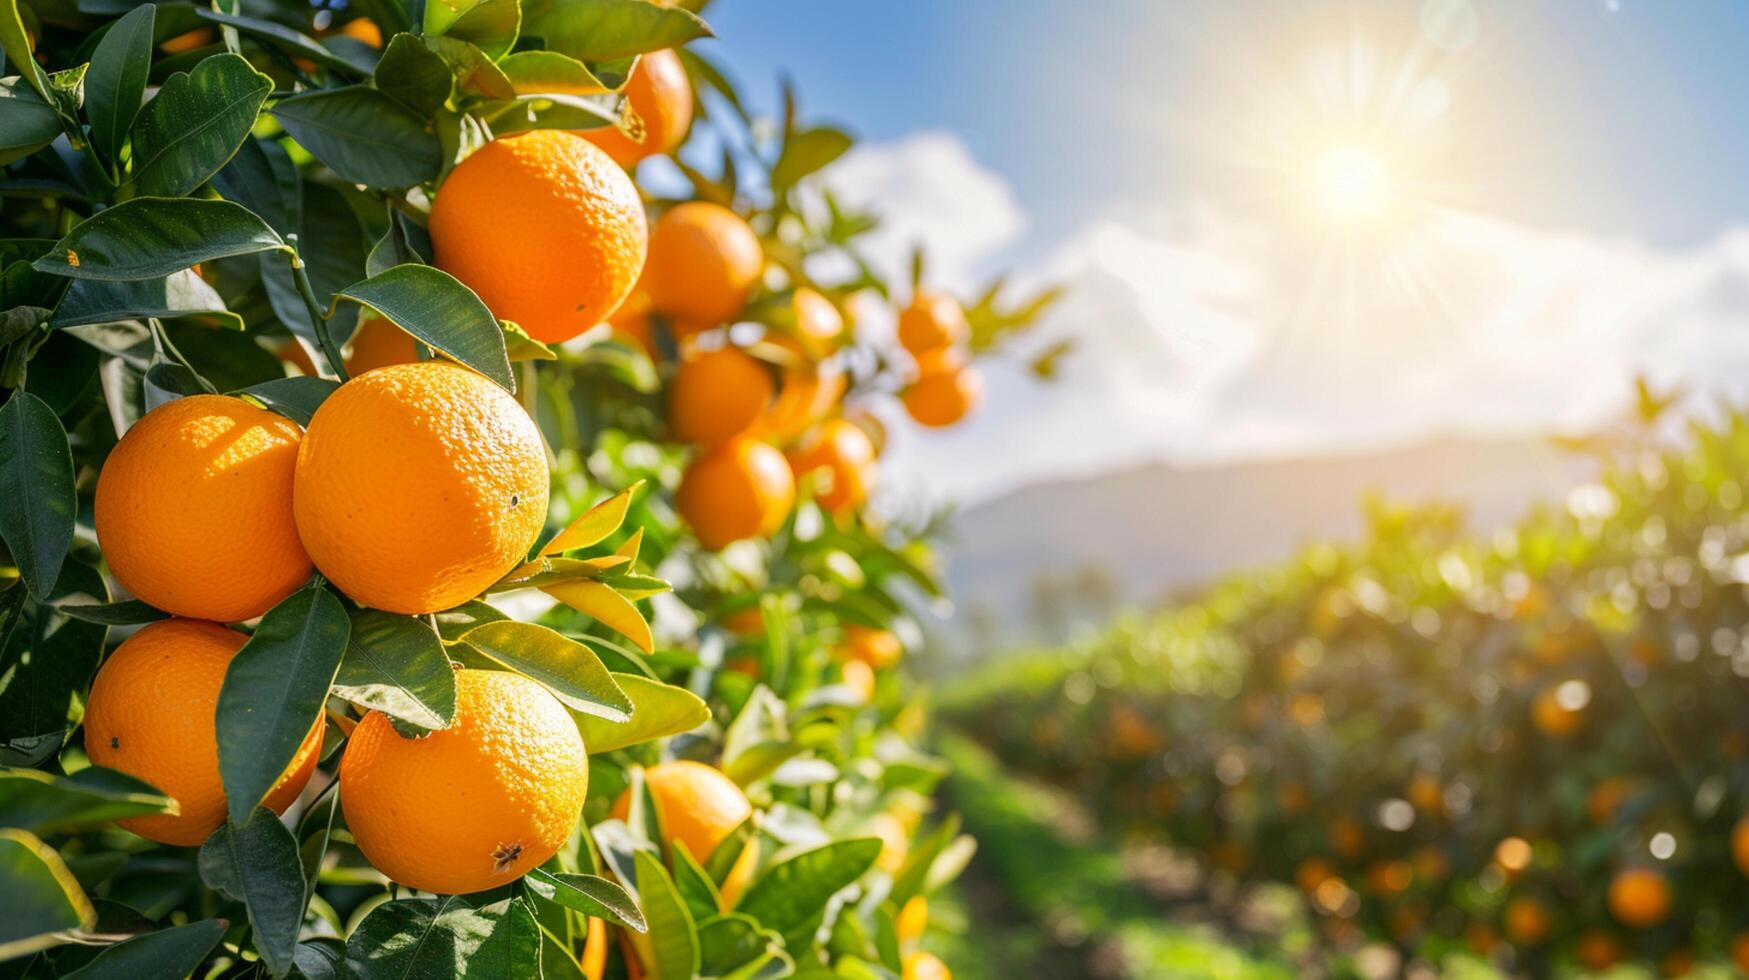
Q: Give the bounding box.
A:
[0,1,1054,976]
[944,415,1749,975]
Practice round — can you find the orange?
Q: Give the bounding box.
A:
[159,27,214,55]
[1329,815,1365,860]
[340,669,586,894]
[431,130,646,343]
[787,418,876,513]
[838,625,902,670]
[897,291,968,355]
[868,812,909,873]
[83,619,323,846]
[1575,930,1622,972]
[610,760,759,906]
[789,287,845,356]
[902,952,951,980]
[720,605,766,636]
[1295,858,1335,894]
[1734,816,1749,876]
[293,361,548,614]
[581,917,609,980]
[1661,949,1693,977]
[95,394,312,622]
[1531,687,1583,738]
[336,17,381,48]
[645,202,763,326]
[676,436,794,550]
[344,313,419,374]
[903,358,983,429]
[763,345,847,443]
[1364,860,1411,897]
[721,655,761,679]
[1503,896,1551,946]
[1407,773,1443,813]
[668,347,774,445]
[584,48,693,166]
[1607,867,1671,928]
[1731,932,1749,974]
[897,894,928,947]
[842,658,876,703]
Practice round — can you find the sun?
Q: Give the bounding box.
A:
[1315,145,1392,219]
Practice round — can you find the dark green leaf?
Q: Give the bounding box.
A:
[61,918,226,980]
[261,181,366,347]
[374,33,453,116]
[333,609,457,735]
[0,828,94,960]
[734,838,881,935]
[0,0,48,103]
[697,914,783,977]
[425,0,521,61]
[0,563,107,766]
[32,198,288,281]
[129,53,272,198]
[423,35,516,101]
[634,849,699,980]
[52,598,165,626]
[212,136,298,235]
[523,868,646,933]
[0,391,73,600]
[194,10,361,76]
[461,620,631,721]
[333,264,512,390]
[0,77,59,165]
[232,376,340,427]
[52,269,239,329]
[272,86,441,189]
[216,586,349,827]
[84,4,154,165]
[522,0,712,62]
[0,767,172,835]
[200,808,304,976]
[671,842,721,924]
[343,896,533,978]
[290,939,344,980]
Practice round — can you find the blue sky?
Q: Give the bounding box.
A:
[692,1,1749,502]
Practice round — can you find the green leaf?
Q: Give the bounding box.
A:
[128,53,271,198]
[0,767,174,835]
[0,392,74,600]
[461,620,630,721]
[522,0,712,62]
[32,198,288,281]
[212,135,298,235]
[290,939,344,980]
[60,919,226,980]
[425,0,521,60]
[333,264,512,391]
[216,586,349,827]
[574,672,708,754]
[0,77,59,165]
[770,127,853,195]
[232,376,340,427]
[499,50,608,95]
[423,35,516,101]
[272,86,442,189]
[697,914,783,978]
[670,842,721,923]
[333,609,457,736]
[343,896,534,978]
[52,598,165,626]
[0,0,48,104]
[0,562,107,766]
[522,868,646,933]
[633,849,699,980]
[374,33,453,116]
[542,579,653,653]
[199,808,304,977]
[194,10,361,76]
[889,813,960,907]
[734,838,882,935]
[260,181,367,349]
[541,482,642,555]
[84,3,154,165]
[52,269,239,329]
[0,828,94,960]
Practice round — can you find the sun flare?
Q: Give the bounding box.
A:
[1315,145,1392,219]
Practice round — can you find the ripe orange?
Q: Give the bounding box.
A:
[610,760,758,903]
[1733,816,1749,877]
[584,49,693,166]
[897,894,928,947]
[903,356,983,429]
[720,605,766,636]
[1295,858,1335,893]
[668,347,774,445]
[1503,896,1551,946]
[790,288,845,356]
[787,418,876,513]
[95,394,312,622]
[762,345,847,443]
[839,625,902,671]
[344,313,419,374]
[1576,930,1622,972]
[676,436,794,550]
[1531,686,1583,737]
[1407,773,1443,813]
[340,669,586,894]
[83,619,323,846]
[902,952,951,980]
[293,360,548,615]
[1731,932,1749,974]
[868,812,909,873]
[159,27,214,55]
[897,291,968,355]
[336,17,381,48]
[430,130,646,343]
[1607,867,1671,928]
[645,202,763,326]
[841,658,876,704]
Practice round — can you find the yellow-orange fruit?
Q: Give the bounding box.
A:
[676,436,794,550]
[762,345,847,443]
[610,760,758,906]
[838,625,902,671]
[1503,896,1551,946]
[344,313,419,374]
[83,619,323,845]
[293,361,548,615]
[787,418,876,513]
[902,952,951,980]
[1731,932,1749,974]
[431,130,646,343]
[584,48,693,166]
[1607,867,1671,928]
[897,291,968,355]
[159,27,214,55]
[95,395,312,622]
[897,894,928,946]
[336,17,381,47]
[842,658,876,703]
[668,347,774,445]
[1532,687,1583,738]
[903,362,983,429]
[340,669,588,895]
[720,605,766,636]
[868,812,909,873]
[645,202,763,327]
[1576,930,1622,972]
[790,287,844,356]
[1734,816,1749,876]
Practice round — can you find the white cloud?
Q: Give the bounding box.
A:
[826,133,1749,505]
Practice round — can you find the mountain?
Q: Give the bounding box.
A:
[935,436,1598,656]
